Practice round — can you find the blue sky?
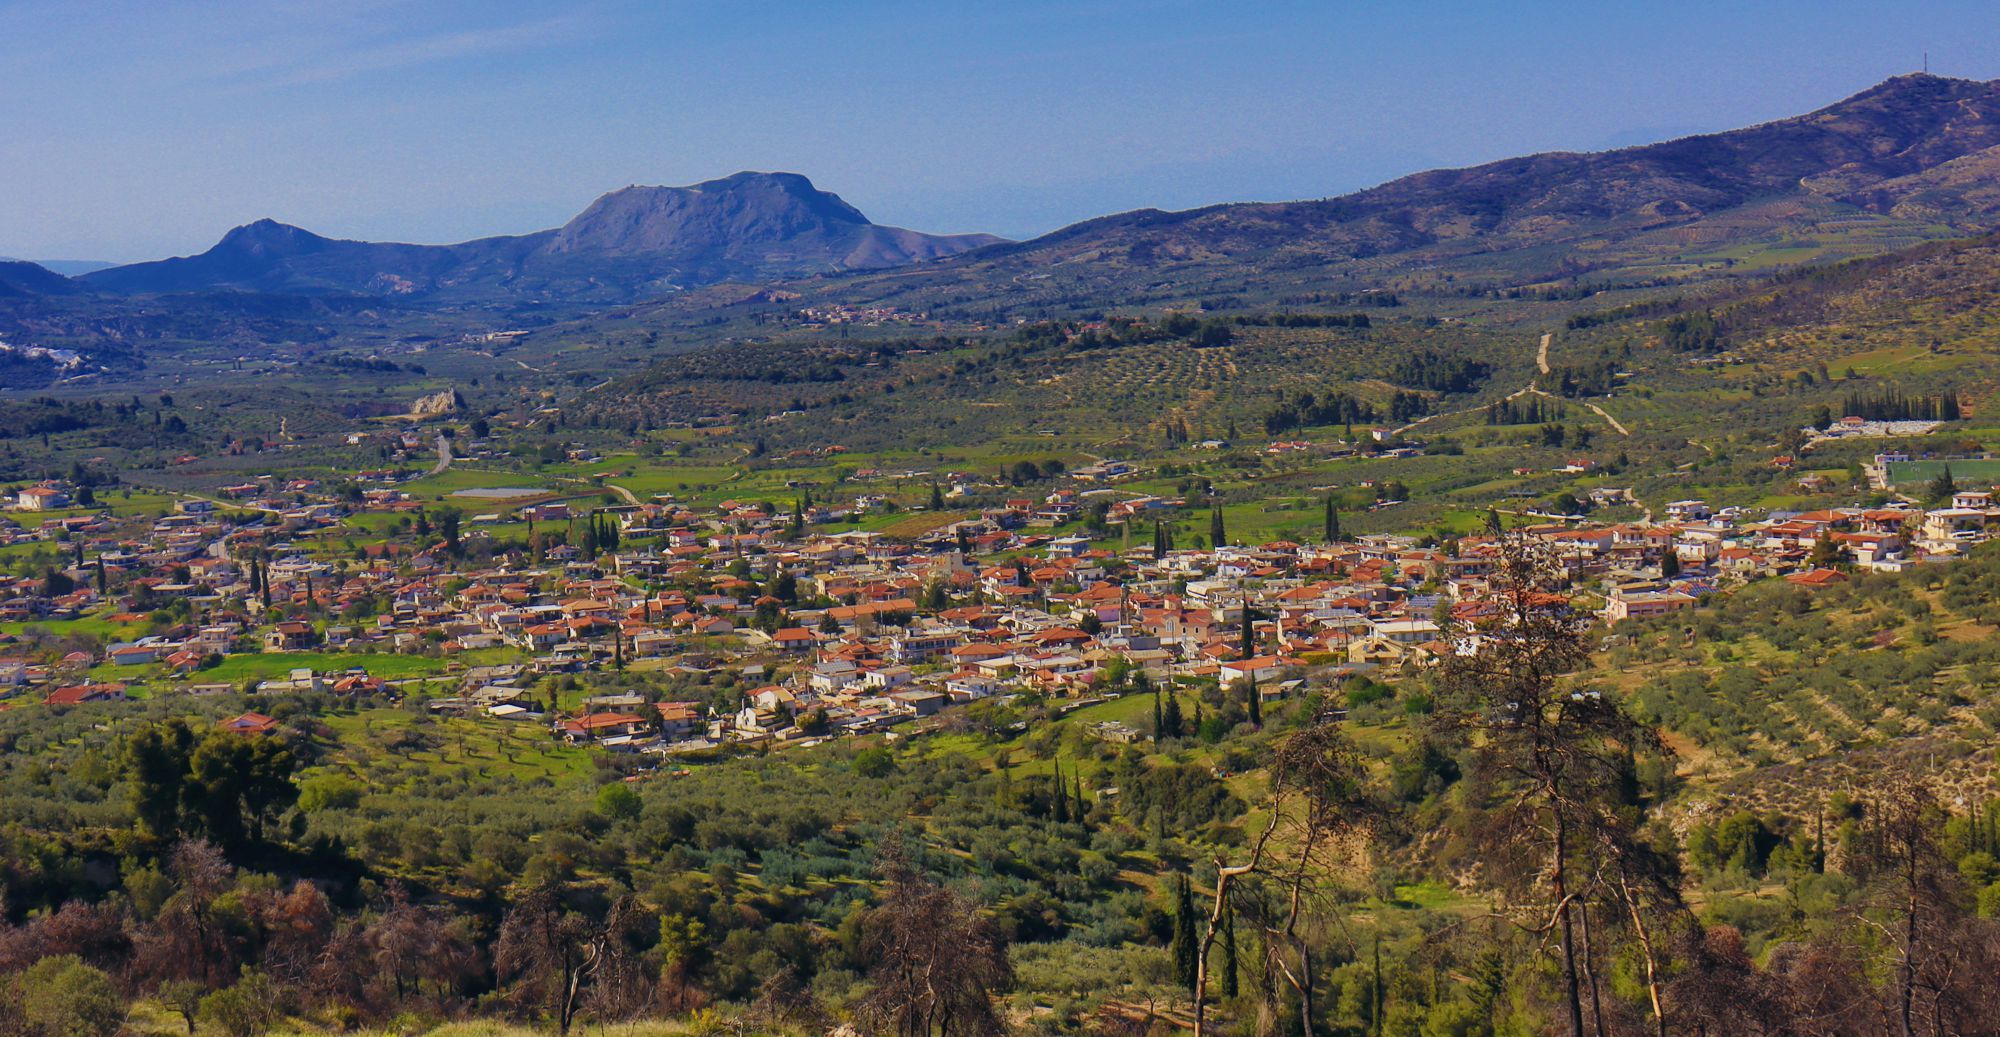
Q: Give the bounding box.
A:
[4,0,1999,261]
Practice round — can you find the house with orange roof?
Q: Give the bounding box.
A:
[560,712,651,744]
[43,682,127,706]
[220,712,280,736]
[764,627,818,651]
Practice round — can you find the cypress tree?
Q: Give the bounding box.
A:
[1371,936,1385,1037]
[1052,761,1070,823]
[995,751,1014,806]
[1152,681,1164,739]
[1161,693,1183,740]
[1242,599,1263,725]
[1931,466,1958,503]
[1325,496,1340,542]
[1172,876,1200,995]
[1210,506,1226,548]
[95,558,106,595]
[1240,599,1255,660]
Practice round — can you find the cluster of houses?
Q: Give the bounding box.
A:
[13,462,2000,754]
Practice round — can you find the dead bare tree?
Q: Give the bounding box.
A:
[1599,825,1686,1037]
[855,840,1012,1037]
[1860,774,2000,1037]
[582,896,654,1025]
[246,881,336,997]
[494,882,615,1036]
[747,964,830,1034]
[1192,707,1383,1037]
[1429,531,1665,1037]
[133,839,241,988]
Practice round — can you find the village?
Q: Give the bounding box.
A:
[3,455,1998,760]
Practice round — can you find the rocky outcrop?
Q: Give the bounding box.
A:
[412,389,462,417]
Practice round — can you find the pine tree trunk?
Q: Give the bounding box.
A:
[1554,810,1586,1037]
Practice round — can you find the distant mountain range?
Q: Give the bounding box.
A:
[796,73,2000,310]
[15,75,2000,314]
[0,260,79,298]
[69,172,1005,302]
[0,258,113,278]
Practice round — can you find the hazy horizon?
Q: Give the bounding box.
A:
[6,0,2000,263]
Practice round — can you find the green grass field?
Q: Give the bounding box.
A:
[397,468,554,500]
[1064,691,1172,727]
[2,616,152,641]
[1887,459,2000,489]
[95,647,526,687]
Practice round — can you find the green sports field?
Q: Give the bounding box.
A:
[1885,459,2000,489]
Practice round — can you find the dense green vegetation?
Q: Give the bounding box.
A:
[8,539,2000,1034]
